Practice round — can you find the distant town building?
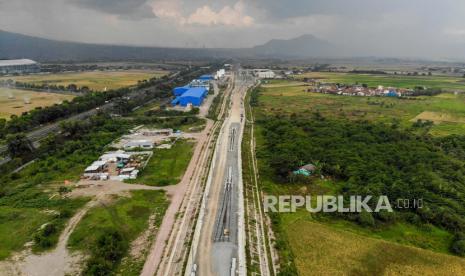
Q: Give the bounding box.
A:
[0,59,40,74]
[254,69,275,79]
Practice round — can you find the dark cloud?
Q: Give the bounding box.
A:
[252,0,454,21]
[72,0,155,19]
[2,0,465,58]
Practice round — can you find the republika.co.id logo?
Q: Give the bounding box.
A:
[263,195,423,213]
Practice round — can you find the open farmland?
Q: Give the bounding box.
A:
[257,80,465,136]
[297,72,465,91]
[1,70,169,91]
[0,87,74,119]
[283,213,465,275]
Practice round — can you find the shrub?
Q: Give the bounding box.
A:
[83,229,128,275]
[33,223,57,249]
[358,211,375,227]
[451,239,465,256]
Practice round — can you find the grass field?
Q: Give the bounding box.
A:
[296,72,465,91]
[127,139,195,186]
[0,87,74,119]
[68,190,168,275]
[256,80,465,136]
[0,206,50,259]
[0,70,168,91]
[283,213,465,275]
[0,194,89,260]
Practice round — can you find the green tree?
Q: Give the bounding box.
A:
[6,133,33,157]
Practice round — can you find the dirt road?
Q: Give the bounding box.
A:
[140,118,215,276]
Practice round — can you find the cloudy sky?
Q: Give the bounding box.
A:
[1,0,465,58]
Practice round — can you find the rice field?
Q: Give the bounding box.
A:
[0,70,169,91]
[0,87,74,119]
[284,214,465,275]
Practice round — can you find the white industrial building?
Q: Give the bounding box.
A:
[215,69,225,79]
[0,59,40,74]
[254,69,275,79]
[123,140,154,150]
[99,152,131,163]
[189,79,210,91]
[84,161,108,177]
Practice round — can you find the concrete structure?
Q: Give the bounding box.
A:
[124,140,154,150]
[0,59,40,74]
[171,87,208,107]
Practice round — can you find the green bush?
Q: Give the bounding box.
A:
[358,211,375,227]
[451,239,465,256]
[33,223,57,249]
[83,229,128,275]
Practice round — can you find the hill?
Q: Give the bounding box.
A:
[250,34,337,58]
[0,30,339,61]
[0,30,232,62]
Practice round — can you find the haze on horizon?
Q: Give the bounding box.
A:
[1,0,465,59]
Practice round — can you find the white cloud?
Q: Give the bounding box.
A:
[150,0,254,27]
[151,0,185,23]
[186,1,254,27]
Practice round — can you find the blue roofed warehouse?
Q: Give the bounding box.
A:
[199,74,214,81]
[173,86,190,96]
[172,87,208,107]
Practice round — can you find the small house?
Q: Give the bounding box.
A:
[293,163,316,176]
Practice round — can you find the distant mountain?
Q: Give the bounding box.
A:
[250,34,337,58]
[0,30,233,62]
[0,30,338,61]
